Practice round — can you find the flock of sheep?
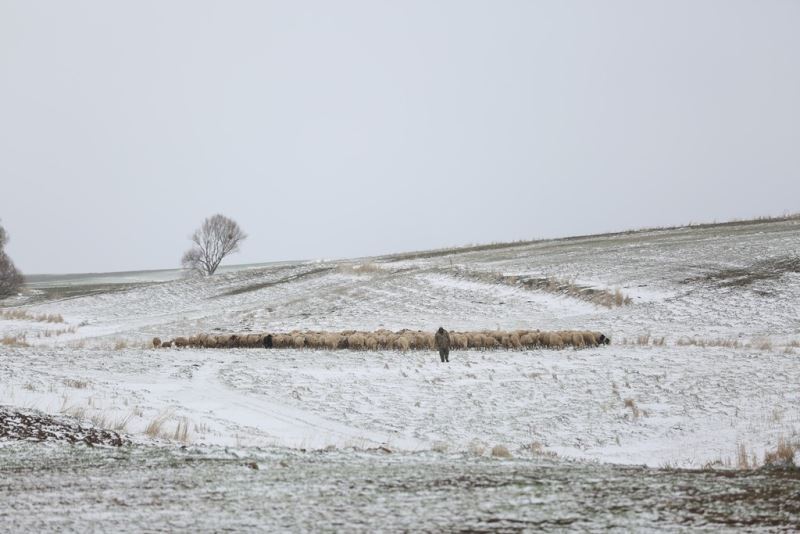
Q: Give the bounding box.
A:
[153,329,610,351]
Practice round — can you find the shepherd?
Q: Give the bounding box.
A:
[434,327,450,363]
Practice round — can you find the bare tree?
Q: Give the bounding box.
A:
[0,221,23,298]
[181,214,247,276]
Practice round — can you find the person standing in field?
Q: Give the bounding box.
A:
[434,327,451,363]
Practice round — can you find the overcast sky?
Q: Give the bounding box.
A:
[1,1,798,274]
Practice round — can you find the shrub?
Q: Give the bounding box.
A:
[0,222,23,298]
[491,445,512,458]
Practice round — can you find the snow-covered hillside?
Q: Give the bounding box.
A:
[2,218,799,468]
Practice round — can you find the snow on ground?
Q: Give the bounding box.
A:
[1,219,799,468]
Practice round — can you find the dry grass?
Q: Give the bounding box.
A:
[1,334,29,347]
[676,337,741,349]
[736,443,751,470]
[172,417,190,442]
[624,398,641,420]
[0,309,64,323]
[636,334,651,346]
[112,412,134,432]
[36,326,77,338]
[685,255,800,289]
[752,338,773,351]
[337,262,385,275]
[62,405,87,420]
[113,339,129,351]
[431,441,449,453]
[145,413,169,438]
[467,440,487,456]
[735,443,760,470]
[491,444,512,458]
[709,439,798,470]
[145,412,190,442]
[63,378,88,389]
[219,266,334,297]
[527,441,558,458]
[764,438,796,466]
[459,270,633,308]
[89,413,112,429]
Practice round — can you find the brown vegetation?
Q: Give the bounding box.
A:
[676,337,741,348]
[452,269,632,308]
[337,262,385,275]
[1,334,29,347]
[0,309,64,323]
[764,438,796,466]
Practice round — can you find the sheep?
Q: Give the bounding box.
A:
[319,334,337,350]
[467,333,484,349]
[581,331,598,347]
[274,334,291,348]
[424,332,436,350]
[393,336,410,351]
[531,332,543,347]
[347,333,366,350]
[452,333,468,350]
[301,333,317,349]
[150,328,611,352]
[555,331,572,347]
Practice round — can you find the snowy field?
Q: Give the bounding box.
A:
[2,218,800,529]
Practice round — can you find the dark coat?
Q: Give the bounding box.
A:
[434,329,451,351]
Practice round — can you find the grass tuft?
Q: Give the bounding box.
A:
[624,398,641,420]
[764,438,796,466]
[491,444,512,458]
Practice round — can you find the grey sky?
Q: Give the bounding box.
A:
[1,1,798,274]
